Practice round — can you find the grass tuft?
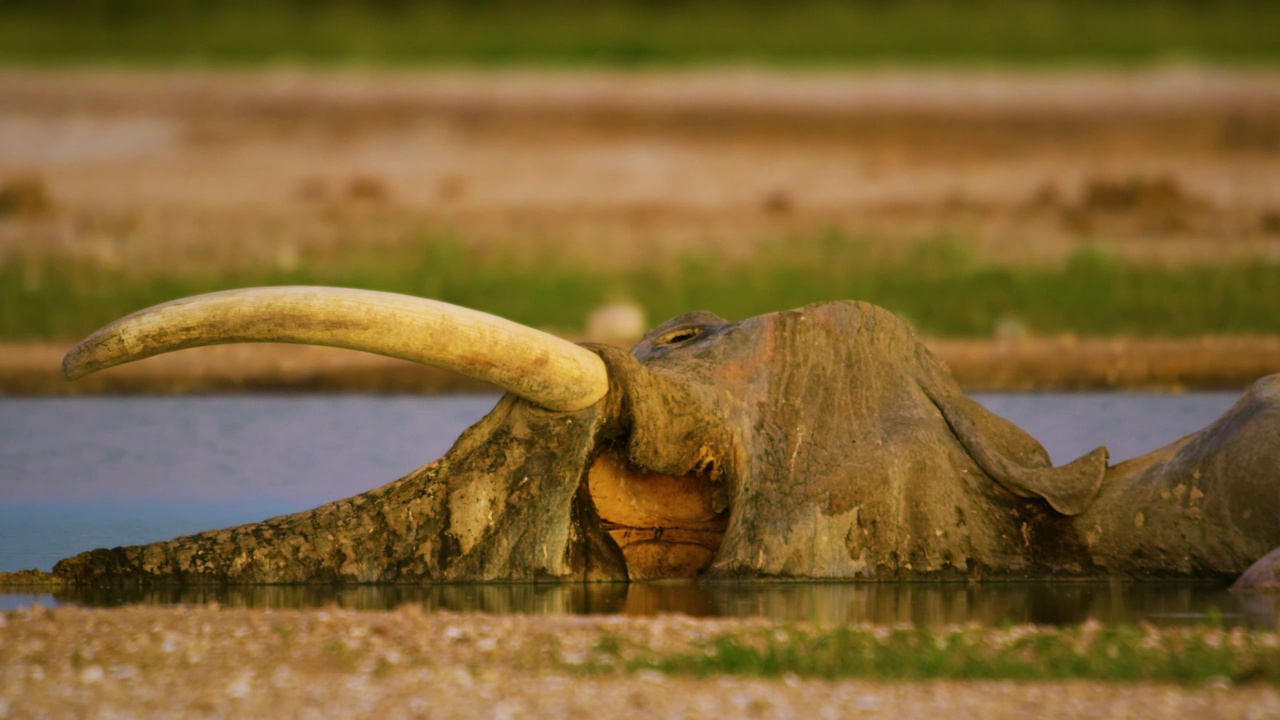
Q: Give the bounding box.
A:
[1,0,1278,68]
[566,620,1280,685]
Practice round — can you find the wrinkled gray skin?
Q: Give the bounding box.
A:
[46,301,1280,585]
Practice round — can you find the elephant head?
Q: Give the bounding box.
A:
[618,302,1109,579]
[45,287,1280,586]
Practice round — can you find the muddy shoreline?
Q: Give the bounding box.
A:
[5,335,1278,395]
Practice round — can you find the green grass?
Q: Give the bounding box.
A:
[568,621,1280,685]
[1,0,1279,68]
[5,234,1280,340]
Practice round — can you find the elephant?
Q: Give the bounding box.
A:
[32,287,1280,586]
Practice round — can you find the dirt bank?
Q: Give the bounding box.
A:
[1,604,1275,719]
[2,67,1279,275]
[5,335,1279,395]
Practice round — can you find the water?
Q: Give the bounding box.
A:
[0,391,1261,624]
[0,395,498,571]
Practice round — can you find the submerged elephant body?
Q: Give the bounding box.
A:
[1082,376,1280,577]
[40,292,1280,585]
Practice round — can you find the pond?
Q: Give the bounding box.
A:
[1,391,1267,625]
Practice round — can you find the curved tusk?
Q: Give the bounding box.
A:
[62,286,609,412]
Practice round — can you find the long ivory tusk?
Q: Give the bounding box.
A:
[62,286,609,412]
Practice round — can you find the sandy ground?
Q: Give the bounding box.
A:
[2,67,1279,272]
[3,68,1280,393]
[2,604,1277,719]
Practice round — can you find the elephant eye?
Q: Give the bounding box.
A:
[655,326,704,347]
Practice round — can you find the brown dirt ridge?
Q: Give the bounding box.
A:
[2,67,1279,274]
[5,335,1279,395]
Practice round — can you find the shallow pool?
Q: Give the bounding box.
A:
[2,391,1262,624]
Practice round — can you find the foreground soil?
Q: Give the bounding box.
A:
[2,604,1275,719]
[6,334,1279,395]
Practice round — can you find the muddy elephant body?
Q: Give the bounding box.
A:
[1082,376,1280,578]
[37,291,1280,585]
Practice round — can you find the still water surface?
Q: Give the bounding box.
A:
[5,581,1276,628]
[1,391,1265,624]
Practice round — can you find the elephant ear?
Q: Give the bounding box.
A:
[920,361,1108,516]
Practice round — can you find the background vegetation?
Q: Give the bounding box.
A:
[7,235,1280,340]
[1,0,1278,68]
[3,1,1278,340]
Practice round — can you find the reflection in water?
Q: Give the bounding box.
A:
[40,583,632,615]
[14,580,1268,627]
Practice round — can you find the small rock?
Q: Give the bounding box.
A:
[1203,675,1235,691]
[586,301,647,346]
[79,665,104,685]
[994,316,1029,342]
[853,693,882,710]
[346,174,390,203]
[1260,210,1280,234]
[635,669,666,683]
[0,175,55,218]
[761,189,793,214]
[225,671,254,699]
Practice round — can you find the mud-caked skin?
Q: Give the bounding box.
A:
[631,303,1109,579]
[36,301,1280,585]
[52,392,628,585]
[1086,375,1280,580]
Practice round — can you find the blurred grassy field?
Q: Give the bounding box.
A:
[7,235,1280,340]
[1,0,1278,68]
[2,13,1279,348]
